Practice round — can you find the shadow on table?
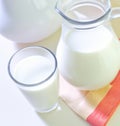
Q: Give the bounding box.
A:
[13,29,61,54]
[36,99,89,126]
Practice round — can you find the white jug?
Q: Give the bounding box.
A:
[0,0,61,43]
[56,0,120,90]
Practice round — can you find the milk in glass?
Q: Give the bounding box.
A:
[8,47,58,112]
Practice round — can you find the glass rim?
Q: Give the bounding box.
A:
[8,46,57,87]
[55,0,111,29]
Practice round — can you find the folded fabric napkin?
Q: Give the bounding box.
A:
[59,71,120,126]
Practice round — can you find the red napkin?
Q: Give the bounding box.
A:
[59,71,120,126]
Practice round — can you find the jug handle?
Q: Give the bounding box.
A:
[111,7,120,19]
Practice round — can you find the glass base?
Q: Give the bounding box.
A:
[36,103,58,113]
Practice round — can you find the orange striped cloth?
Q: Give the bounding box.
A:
[59,71,120,126]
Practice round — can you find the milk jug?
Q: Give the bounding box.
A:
[0,0,61,43]
[56,0,120,90]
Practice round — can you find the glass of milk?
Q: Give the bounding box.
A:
[8,46,59,113]
[55,0,120,90]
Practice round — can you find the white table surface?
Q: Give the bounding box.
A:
[0,29,90,126]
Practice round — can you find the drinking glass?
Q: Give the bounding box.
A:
[8,46,59,113]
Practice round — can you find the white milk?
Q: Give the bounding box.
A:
[13,55,58,112]
[58,26,120,90]
[56,3,120,90]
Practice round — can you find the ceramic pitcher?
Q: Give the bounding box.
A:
[0,0,61,43]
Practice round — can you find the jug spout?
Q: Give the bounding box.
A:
[55,0,66,19]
